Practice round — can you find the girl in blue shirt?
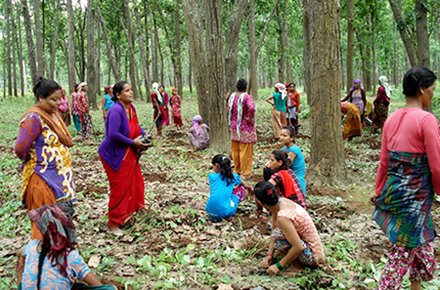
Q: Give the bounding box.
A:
[206,154,252,220]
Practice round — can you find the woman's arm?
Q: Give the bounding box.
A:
[422,114,440,194]
[107,111,135,146]
[82,272,102,286]
[265,94,275,107]
[361,89,367,112]
[101,97,107,118]
[14,114,42,162]
[341,91,352,102]
[266,217,303,275]
[287,151,297,162]
[374,122,389,195]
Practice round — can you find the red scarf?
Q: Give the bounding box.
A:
[278,170,294,198]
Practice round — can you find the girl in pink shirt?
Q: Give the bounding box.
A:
[369,67,439,290]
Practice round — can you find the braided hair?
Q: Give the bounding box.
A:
[37,240,50,290]
[212,154,236,186]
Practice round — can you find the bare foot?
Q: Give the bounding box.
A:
[107,226,124,236]
[283,261,304,276]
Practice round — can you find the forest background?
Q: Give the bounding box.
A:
[1,0,440,289]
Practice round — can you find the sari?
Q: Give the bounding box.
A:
[342,103,362,140]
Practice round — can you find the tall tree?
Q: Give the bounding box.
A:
[182,0,209,124]
[175,0,183,97]
[249,0,257,99]
[306,0,346,187]
[302,0,311,99]
[346,0,354,91]
[416,0,429,68]
[34,0,45,77]
[16,3,25,95]
[134,7,150,97]
[49,5,60,79]
[86,0,97,109]
[206,0,229,152]
[21,0,38,85]
[96,6,120,82]
[6,0,13,96]
[67,0,76,92]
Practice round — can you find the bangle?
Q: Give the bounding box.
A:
[266,253,273,258]
[276,262,283,271]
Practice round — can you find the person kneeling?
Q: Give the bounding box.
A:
[17,202,116,290]
[254,182,325,275]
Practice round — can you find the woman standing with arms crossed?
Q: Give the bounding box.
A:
[369,67,439,289]
[98,81,149,235]
[227,78,256,180]
[14,77,76,241]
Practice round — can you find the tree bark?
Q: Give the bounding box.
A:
[388,0,418,67]
[346,0,354,91]
[6,0,13,96]
[249,0,257,99]
[49,6,60,80]
[175,0,183,97]
[21,0,38,85]
[33,0,45,77]
[135,7,150,97]
[302,0,311,101]
[371,11,376,93]
[16,2,25,95]
[11,3,18,97]
[206,0,229,152]
[416,0,429,68]
[306,0,346,187]
[393,23,398,87]
[96,20,101,95]
[224,0,248,93]
[96,6,120,82]
[152,17,159,82]
[143,4,151,97]
[182,0,209,124]
[86,0,97,109]
[66,0,76,92]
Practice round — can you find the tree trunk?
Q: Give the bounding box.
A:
[6,0,13,96]
[21,0,38,85]
[135,7,150,97]
[393,22,398,87]
[371,11,376,94]
[67,0,76,92]
[302,0,311,101]
[182,0,209,124]
[86,0,97,109]
[96,6,120,82]
[306,0,346,187]
[175,0,183,96]
[276,1,287,83]
[118,0,139,100]
[224,0,248,93]
[388,0,418,67]
[206,0,229,152]
[416,0,429,68]
[144,5,151,97]
[96,21,101,95]
[49,6,60,79]
[11,5,18,97]
[189,48,193,93]
[249,0,257,99]
[152,17,159,83]
[16,2,25,96]
[346,0,354,91]
[33,0,45,77]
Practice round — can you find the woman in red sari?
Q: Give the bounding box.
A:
[98,81,149,235]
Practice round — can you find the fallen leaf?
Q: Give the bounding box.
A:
[88,254,101,268]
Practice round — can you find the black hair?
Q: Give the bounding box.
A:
[33,77,62,103]
[112,81,128,102]
[402,67,437,97]
[272,150,291,171]
[160,85,165,89]
[236,78,248,92]
[212,154,235,186]
[104,85,111,95]
[282,126,296,139]
[254,181,279,206]
[286,82,296,88]
[37,240,49,290]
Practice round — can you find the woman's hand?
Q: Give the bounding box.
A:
[264,161,271,168]
[133,136,149,150]
[266,264,280,275]
[245,117,252,123]
[259,255,273,268]
[369,192,379,205]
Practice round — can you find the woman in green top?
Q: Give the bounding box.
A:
[266,83,288,139]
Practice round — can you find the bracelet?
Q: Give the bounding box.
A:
[265,253,273,258]
[275,262,283,271]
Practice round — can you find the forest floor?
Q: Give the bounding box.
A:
[1,89,440,290]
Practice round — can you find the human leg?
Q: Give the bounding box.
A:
[72,115,81,132]
[24,174,57,240]
[377,244,415,290]
[231,140,241,174]
[239,142,254,177]
[272,110,282,139]
[409,242,436,286]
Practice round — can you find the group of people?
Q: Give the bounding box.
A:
[13,65,440,288]
[341,76,392,141]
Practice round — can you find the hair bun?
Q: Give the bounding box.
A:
[35,77,44,86]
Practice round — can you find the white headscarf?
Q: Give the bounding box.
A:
[379,76,392,98]
[152,82,162,103]
[77,82,87,93]
[274,83,287,100]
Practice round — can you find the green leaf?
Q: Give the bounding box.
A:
[220,275,231,284]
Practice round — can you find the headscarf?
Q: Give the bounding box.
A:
[77,82,87,93]
[28,201,77,277]
[152,82,162,103]
[274,83,287,100]
[192,115,202,136]
[172,88,177,92]
[348,79,362,93]
[379,75,392,98]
